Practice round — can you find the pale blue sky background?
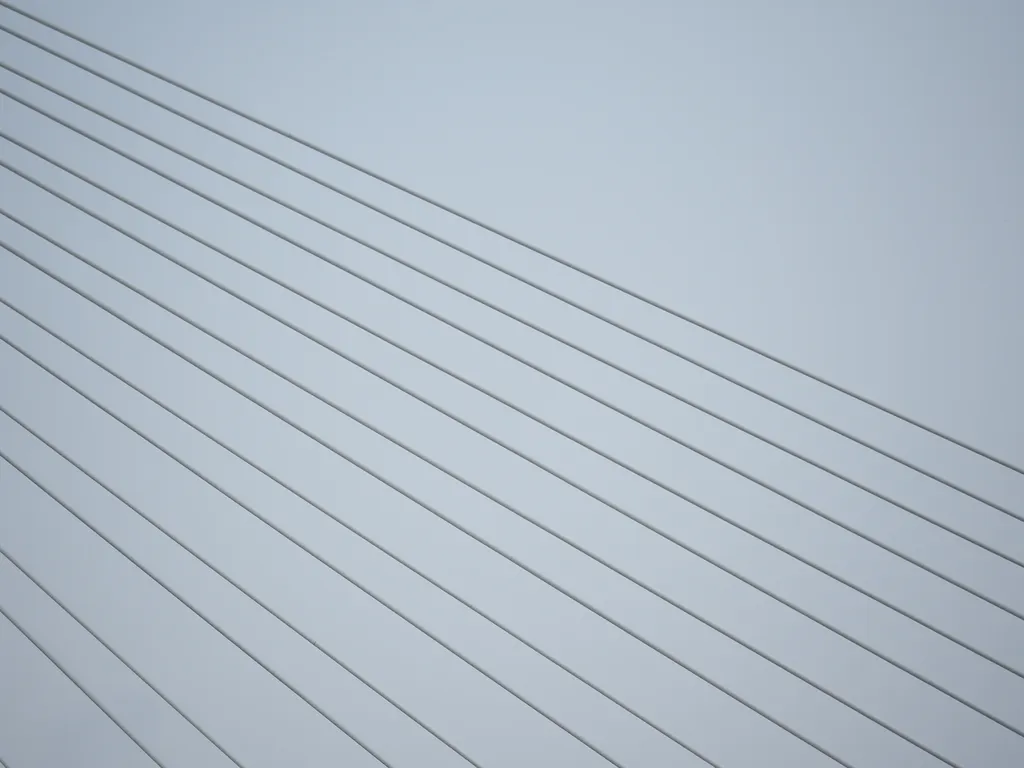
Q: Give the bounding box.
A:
[1,1,1022,766]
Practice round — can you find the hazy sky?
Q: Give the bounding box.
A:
[1,1,1022,766]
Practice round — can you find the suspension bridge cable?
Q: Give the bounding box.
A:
[0,407,482,767]
[0,545,250,768]
[0,66,1017,572]
[3,249,1012,765]
[5,283,1002,763]
[0,597,165,767]
[4,109,1022,641]
[0,344,626,768]
[0,454,394,767]
[1,89,1019,600]
[2,135,1020,721]
[3,166,1022,704]
[3,138,1023,662]
[2,7,1017,767]
[0,2,1018,480]
[3,93,1019,611]
[2,181,1018,767]
[0,61,1015,528]
[0,301,724,765]
[0,408,566,768]
[4,107,1018,648]
[0,237,860,768]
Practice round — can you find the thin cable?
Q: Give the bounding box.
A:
[0,598,165,767]
[0,354,624,768]
[2,150,1021,733]
[7,284,1003,764]
[0,247,1000,768]
[0,5,1019,480]
[2,99,1019,612]
[0,70,1017,575]
[2,183,1015,749]
[0,64,1016,528]
[0,546,249,768]
[0,314,721,768]
[9,291,1020,760]
[0,243,858,768]
[0,460,393,767]
[3,141,1023,664]
[4,103,1020,624]
[0,388,574,768]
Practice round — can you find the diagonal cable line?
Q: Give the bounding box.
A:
[4,94,1020,612]
[0,247,1006,768]
[0,545,250,768]
[2,177,1015,749]
[0,440,451,768]
[0,296,1005,768]
[2,88,1020,599]
[0,594,166,767]
[3,186,1020,768]
[0,71,1017,575]
[3,118,1022,744]
[0,241,863,768]
[5,105,1023,631]
[0,192,1006,763]
[0,303,722,767]
[0,341,634,768]
[0,386,482,768]
[4,272,1001,765]
[2,12,1024,487]
[0,61,1016,530]
[12,129,1024,645]
[0,393,594,768]
[3,141,1023,667]
[0,459,395,767]
[3,8,1017,768]
[0,2,1019,481]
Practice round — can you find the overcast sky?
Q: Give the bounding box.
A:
[1,1,1023,767]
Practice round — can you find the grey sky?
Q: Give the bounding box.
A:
[1,1,1022,766]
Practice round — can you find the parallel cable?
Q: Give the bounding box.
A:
[9,294,1023,759]
[5,93,1022,625]
[0,68,1018,577]
[0,313,724,768]
[0,343,624,768]
[0,29,1019,768]
[0,389,569,768]
[0,300,722,766]
[1,177,1018,758]
[0,236,861,768]
[0,239,991,768]
[2,89,1020,616]
[0,7,1020,484]
[0,545,249,768]
[0,63,1017,532]
[8,264,1007,768]
[0,456,393,767]
[6,8,1008,766]
[0,595,165,767]
[3,132,1024,668]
